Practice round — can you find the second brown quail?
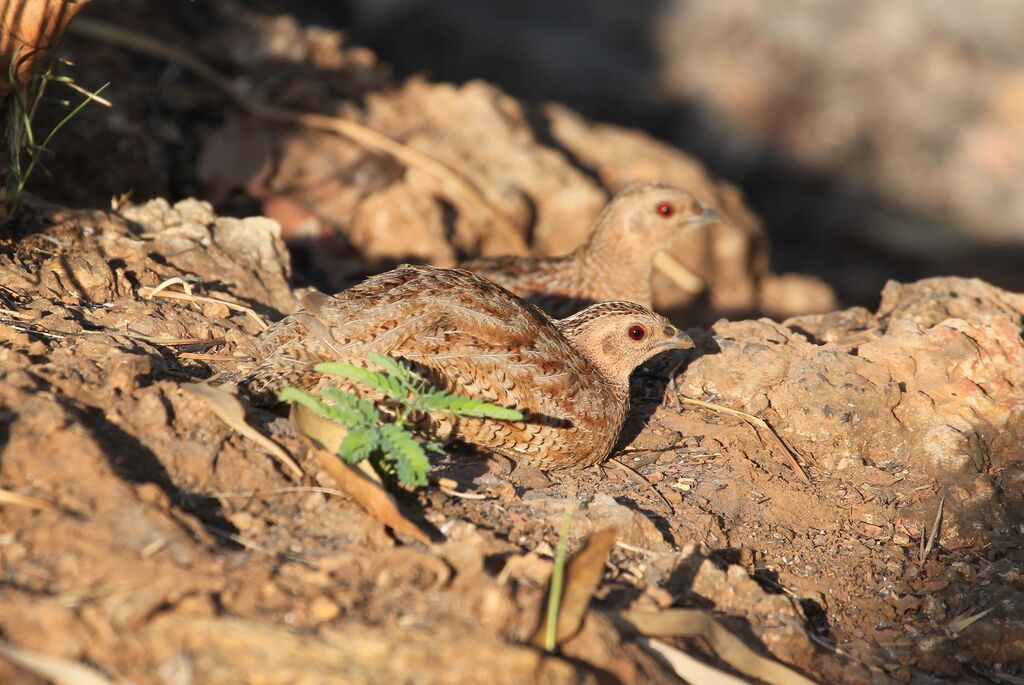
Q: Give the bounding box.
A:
[460,182,718,318]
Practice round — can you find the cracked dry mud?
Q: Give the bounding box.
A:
[0,198,1021,684]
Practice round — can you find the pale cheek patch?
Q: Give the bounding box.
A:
[602,336,616,355]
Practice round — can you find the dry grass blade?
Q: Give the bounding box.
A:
[207,526,317,567]
[610,457,673,515]
[920,495,944,564]
[609,609,820,685]
[0,486,57,511]
[0,305,35,320]
[212,486,349,500]
[681,397,810,484]
[530,526,617,649]
[178,352,245,362]
[145,276,193,298]
[437,486,488,500]
[0,638,115,685]
[947,605,997,636]
[139,286,269,330]
[181,382,303,481]
[0,319,67,338]
[291,403,432,545]
[59,76,113,107]
[653,251,705,294]
[121,332,225,347]
[640,636,754,685]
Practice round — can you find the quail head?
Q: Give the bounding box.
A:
[461,182,718,317]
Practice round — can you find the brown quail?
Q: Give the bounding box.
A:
[243,265,693,469]
[460,182,718,318]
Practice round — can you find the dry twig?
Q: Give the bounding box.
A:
[140,278,269,330]
[681,396,810,484]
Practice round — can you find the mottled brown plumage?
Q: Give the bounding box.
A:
[460,182,718,317]
[243,265,692,469]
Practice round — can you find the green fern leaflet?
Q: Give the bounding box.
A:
[280,353,523,488]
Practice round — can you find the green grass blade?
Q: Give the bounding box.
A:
[17,82,110,198]
[36,82,110,153]
[545,508,575,652]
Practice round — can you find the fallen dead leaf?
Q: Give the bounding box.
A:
[290,403,431,545]
[530,526,617,648]
[639,636,754,685]
[181,382,303,481]
[0,0,92,95]
[0,639,114,685]
[288,397,350,455]
[608,608,819,685]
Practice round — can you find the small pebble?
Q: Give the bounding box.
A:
[230,512,254,531]
[303,491,327,510]
[308,596,341,623]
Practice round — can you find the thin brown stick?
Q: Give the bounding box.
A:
[177,352,242,362]
[609,457,674,515]
[139,285,268,330]
[920,495,944,564]
[211,486,348,499]
[681,397,810,484]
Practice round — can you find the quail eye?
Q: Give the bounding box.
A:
[657,202,675,217]
[628,325,646,341]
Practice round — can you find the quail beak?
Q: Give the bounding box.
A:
[686,202,720,226]
[657,328,695,350]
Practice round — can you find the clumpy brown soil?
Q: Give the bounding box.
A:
[1,2,1023,684]
[1,200,1021,684]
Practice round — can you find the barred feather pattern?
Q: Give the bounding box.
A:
[242,265,691,469]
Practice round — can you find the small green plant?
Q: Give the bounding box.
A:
[279,352,523,488]
[3,48,110,216]
[544,507,574,652]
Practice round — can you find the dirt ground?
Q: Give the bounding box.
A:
[1,2,1023,684]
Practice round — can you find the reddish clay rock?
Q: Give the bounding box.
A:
[683,277,1024,474]
[680,277,1024,545]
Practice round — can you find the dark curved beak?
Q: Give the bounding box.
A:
[686,202,719,226]
[657,328,694,350]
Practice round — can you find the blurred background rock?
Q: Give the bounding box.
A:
[32,0,1024,310]
[336,0,1024,305]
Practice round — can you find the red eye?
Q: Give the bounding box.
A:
[657,202,675,217]
[628,325,646,341]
